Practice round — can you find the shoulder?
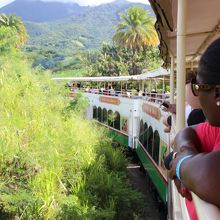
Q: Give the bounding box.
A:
[196,122,220,151]
[187,109,206,126]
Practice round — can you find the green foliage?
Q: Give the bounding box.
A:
[0,26,17,53]
[85,43,162,76]
[0,14,28,48]
[53,68,87,78]
[21,2,152,72]
[113,6,158,51]
[0,52,145,219]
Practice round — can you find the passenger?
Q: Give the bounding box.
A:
[85,87,90,92]
[138,89,143,97]
[126,90,131,98]
[110,87,115,96]
[150,90,157,102]
[162,71,205,133]
[100,87,104,94]
[168,38,220,220]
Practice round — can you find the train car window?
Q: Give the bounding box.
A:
[153,130,160,165]
[108,110,114,127]
[142,122,148,147]
[147,126,153,156]
[93,106,97,119]
[114,111,120,130]
[139,120,144,145]
[98,107,102,122]
[103,108,107,124]
[139,120,144,135]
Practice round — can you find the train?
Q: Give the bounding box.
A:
[53,0,220,218]
[54,68,171,206]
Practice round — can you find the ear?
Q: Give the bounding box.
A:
[215,87,220,106]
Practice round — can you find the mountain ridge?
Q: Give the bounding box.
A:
[0,0,90,22]
[0,0,154,70]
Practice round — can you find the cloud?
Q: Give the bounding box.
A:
[0,0,14,7]
[42,0,114,6]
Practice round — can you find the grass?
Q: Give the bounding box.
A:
[0,51,145,220]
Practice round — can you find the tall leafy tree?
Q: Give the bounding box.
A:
[0,14,28,48]
[0,26,17,53]
[113,6,158,52]
[85,43,161,76]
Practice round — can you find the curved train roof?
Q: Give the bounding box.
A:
[149,0,220,68]
[53,67,169,82]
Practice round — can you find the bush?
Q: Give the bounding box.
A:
[0,52,144,219]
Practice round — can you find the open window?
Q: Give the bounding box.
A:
[103,108,107,124]
[147,126,153,156]
[108,110,113,127]
[114,111,120,130]
[143,122,148,148]
[93,106,97,119]
[98,107,102,122]
[153,130,160,165]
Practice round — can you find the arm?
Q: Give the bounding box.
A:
[170,126,220,207]
[173,125,201,154]
[180,151,220,207]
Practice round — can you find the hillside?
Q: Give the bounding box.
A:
[0,0,154,70]
[0,0,89,22]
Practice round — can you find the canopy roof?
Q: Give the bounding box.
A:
[53,68,169,83]
[149,0,220,68]
[140,67,170,79]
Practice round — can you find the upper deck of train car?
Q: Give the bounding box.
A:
[54,67,171,103]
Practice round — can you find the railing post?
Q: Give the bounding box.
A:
[170,55,175,104]
[176,0,186,132]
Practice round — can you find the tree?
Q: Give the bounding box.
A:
[0,26,17,53]
[0,14,28,48]
[84,43,161,76]
[113,6,158,52]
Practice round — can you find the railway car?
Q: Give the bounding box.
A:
[53,68,171,205]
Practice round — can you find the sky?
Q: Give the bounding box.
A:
[0,0,149,7]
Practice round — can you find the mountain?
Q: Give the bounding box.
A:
[0,0,89,22]
[0,0,153,22]
[0,0,154,70]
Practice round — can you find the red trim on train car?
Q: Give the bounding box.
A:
[137,140,167,184]
[95,120,128,137]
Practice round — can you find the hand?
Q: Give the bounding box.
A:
[162,116,171,133]
[174,178,192,201]
[169,154,192,201]
[162,101,176,114]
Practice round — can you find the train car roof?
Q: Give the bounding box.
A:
[140,67,169,79]
[149,0,220,68]
[52,67,169,82]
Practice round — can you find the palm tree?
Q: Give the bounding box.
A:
[0,14,28,47]
[113,6,158,52]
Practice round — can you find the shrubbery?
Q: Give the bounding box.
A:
[0,52,144,219]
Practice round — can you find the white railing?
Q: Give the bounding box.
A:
[192,194,220,220]
[170,119,220,220]
[70,87,170,104]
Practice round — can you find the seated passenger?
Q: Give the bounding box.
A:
[138,89,143,96]
[126,91,131,98]
[168,38,220,220]
[162,71,205,133]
